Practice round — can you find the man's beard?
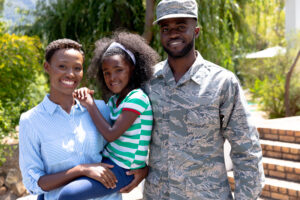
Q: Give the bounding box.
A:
[163,37,194,58]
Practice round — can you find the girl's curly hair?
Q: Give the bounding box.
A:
[88,31,160,100]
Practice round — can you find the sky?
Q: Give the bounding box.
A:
[2,0,37,25]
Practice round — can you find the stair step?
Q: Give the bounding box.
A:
[261,139,300,161]
[258,127,300,143]
[263,157,300,182]
[257,117,300,143]
[228,171,300,200]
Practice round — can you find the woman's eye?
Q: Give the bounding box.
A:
[58,65,65,69]
[75,67,82,71]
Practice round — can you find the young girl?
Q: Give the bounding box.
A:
[58,32,159,199]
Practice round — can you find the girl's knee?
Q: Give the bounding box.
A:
[58,185,81,200]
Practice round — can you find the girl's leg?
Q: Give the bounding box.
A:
[58,158,133,200]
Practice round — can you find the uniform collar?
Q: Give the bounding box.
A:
[42,95,85,115]
[157,51,207,86]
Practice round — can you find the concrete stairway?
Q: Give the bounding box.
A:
[228,117,300,200]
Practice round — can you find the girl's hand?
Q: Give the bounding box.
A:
[73,87,95,108]
[80,163,117,189]
[119,165,149,193]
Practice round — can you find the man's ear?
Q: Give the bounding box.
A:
[194,26,200,38]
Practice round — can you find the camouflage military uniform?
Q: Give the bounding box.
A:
[143,51,264,200]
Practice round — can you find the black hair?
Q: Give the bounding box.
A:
[45,38,84,63]
[88,32,159,100]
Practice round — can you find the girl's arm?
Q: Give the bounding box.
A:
[74,88,139,142]
[87,101,138,142]
[38,163,117,191]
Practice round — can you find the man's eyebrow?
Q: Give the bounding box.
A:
[176,21,188,25]
[160,23,168,27]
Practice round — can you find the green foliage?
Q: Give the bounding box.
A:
[234,0,300,119]
[238,41,300,118]
[0,0,4,15]
[196,0,250,72]
[251,73,286,118]
[0,22,48,165]
[244,0,285,49]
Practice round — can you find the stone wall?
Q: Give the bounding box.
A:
[0,145,28,200]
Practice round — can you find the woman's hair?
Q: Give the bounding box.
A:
[88,32,159,100]
[45,38,84,63]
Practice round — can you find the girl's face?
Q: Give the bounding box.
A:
[44,48,84,99]
[102,54,134,97]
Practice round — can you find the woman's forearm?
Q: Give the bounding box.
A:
[38,165,84,191]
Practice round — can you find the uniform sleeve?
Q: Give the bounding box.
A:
[19,114,46,195]
[220,74,265,199]
[122,90,149,115]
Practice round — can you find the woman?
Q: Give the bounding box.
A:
[19,38,147,200]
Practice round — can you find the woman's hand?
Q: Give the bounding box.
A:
[73,87,95,108]
[119,165,149,193]
[81,163,118,189]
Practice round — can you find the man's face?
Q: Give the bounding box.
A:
[159,18,199,58]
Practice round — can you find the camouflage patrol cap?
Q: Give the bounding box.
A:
[153,0,198,25]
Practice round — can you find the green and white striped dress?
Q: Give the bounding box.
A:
[103,88,153,169]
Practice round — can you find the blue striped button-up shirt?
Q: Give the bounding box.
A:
[19,95,122,200]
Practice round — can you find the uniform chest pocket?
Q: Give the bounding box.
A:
[182,106,221,150]
[185,106,219,128]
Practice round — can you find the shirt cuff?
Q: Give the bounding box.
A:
[24,169,46,195]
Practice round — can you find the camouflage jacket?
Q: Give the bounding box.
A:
[143,51,264,200]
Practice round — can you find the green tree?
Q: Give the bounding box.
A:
[23,0,145,54]
[244,0,285,49]
[0,21,48,165]
[23,0,259,75]
[0,0,4,14]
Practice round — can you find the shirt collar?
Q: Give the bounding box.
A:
[157,51,206,86]
[73,98,85,112]
[42,95,85,115]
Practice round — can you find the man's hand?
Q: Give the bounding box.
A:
[80,163,117,189]
[120,166,149,193]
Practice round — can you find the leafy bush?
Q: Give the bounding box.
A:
[237,45,300,118]
[0,22,48,165]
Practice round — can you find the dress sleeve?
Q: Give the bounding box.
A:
[122,90,149,115]
[19,114,46,195]
[220,73,265,199]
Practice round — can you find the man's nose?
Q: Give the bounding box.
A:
[169,28,180,38]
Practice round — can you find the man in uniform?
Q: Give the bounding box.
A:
[144,0,265,199]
